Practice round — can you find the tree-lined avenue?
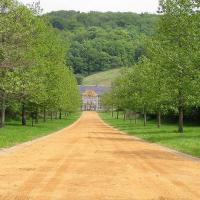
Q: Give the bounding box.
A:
[0,112,199,200]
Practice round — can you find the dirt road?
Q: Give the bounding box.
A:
[0,112,199,200]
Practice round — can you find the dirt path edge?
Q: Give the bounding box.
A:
[98,113,200,162]
[0,113,83,155]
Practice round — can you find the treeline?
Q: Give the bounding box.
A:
[0,1,80,127]
[44,11,158,76]
[103,0,200,133]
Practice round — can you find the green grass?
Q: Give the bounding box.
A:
[83,68,122,86]
[100,112,200,158]
[0,113,81,148]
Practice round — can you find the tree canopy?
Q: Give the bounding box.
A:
[0,0,80,127]
[103,0,200,133]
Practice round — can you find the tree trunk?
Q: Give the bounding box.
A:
[178,90,184,133]
[111,106,114,118]
[135,114,137,124]
[43,107,46,122]
[51,112,53,120]
[157,111,161,128]
[35,109,39,124]
[129,115,132,123]
[178,106,184,133]
[0,94,6,128]
[59,110,62,119]
[22,103,26,126]
[143,107,147,126]
[55,112,58,119]
[116,110,119,119]
[31,115,34,127]
[123,111,126,121]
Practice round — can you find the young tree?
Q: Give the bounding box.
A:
[158,0,200,133]
[0,1,81,127]
[0,0,28,126]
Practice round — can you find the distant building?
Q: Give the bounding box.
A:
[79,85,110,111]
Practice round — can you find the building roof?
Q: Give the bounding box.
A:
[83,90,98,97]
[79,85,110,95]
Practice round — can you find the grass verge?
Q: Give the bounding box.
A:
[0,112,81,148]
[100,112,200,158]
[83,68,121,86]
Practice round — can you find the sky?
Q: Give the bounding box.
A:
[19,0,159,14]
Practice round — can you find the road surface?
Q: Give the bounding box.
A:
[0,112,200,200]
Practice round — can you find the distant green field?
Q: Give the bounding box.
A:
[83,68,122,86]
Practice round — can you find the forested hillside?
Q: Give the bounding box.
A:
[44,11,158,76]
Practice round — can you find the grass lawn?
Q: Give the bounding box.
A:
[0,112,81,148]
[100,112,200,158]
[83,68,121,86]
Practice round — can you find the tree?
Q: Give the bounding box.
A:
[0,0,32,126]
[0,0,81,127]
[158,0,200,133]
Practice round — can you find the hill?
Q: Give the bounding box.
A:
[83,68,121,86]
[44,11,158,75]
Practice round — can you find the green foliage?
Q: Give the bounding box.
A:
[157,0,200,132]
[103,0,200,133]
[44,11,159,75]
[0,0,81,127]
[75,74,84,85]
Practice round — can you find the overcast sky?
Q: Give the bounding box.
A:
[19,0,159,14]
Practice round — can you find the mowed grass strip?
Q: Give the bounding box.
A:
[83,68,121,86]
[100,112,200,158]
[0,113,81,148]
